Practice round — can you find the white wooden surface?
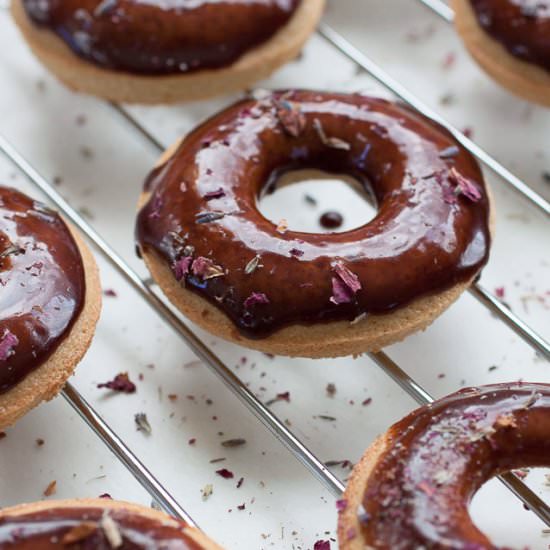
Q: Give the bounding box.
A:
[0,1,548,548]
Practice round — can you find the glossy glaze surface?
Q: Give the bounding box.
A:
[21,0,301,75]
[136,91,491,338]
[0,186,85,393]
[0,506,202,549]
[470,0,550,72]
[353,383,550,549]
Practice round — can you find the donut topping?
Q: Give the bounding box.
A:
[0,507,203,549]
[136,91,491,337]
[0,187,85,393]
[22,0,301,75]
[470,0,550,72]
[350,383,550,548]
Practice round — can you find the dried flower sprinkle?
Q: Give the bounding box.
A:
[0,330,18,361]
[97,373,136,394]
[134,413,152,435]
[192,257,224,280]
[243,292,270,309]
[274,99,306,137]
[313,119,351,150]
[216,468,234,479]
[244,255,262,275]
[449,167,482,202]
[330,262,362,305]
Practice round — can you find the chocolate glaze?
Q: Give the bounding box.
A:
[0,506,202,549]
[22,0,301,75]
[470,0,550,72]
[353,383,550,549]
[136,91,491,338]
[0,186,85,393]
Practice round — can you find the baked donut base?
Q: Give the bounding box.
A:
[337,435,388,549]
[0,498,222,550]
[0,224,101,430]
[11,0,325,104]
[453,0,550,107]
[136,142,489,359]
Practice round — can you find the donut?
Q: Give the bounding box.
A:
[135,90,493,358]
[0,186,101,429]
[11,0,325,104]
[0,498,222,549]
[454,0,550,107]
[338,382,550,549]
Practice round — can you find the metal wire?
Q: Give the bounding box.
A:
[416,0,455,22]
[62,383,197,526]
[317,23,550,217]
[0,133,345,499]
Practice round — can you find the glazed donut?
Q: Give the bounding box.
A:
[135,90,493,358]
[338,382,550,549]
[0,498,222,549]
[454,0,550,107]
[0,186,101,429]
[11,0,325,104]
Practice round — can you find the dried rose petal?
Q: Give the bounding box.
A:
[148,193,163,219]
[330,277,353,305]
[313,540,331,550]
[334,263,361,294]
[336,499,348,512]
[449,167,482,202]
[216,468,234,479]
[195,211,225,224]
[191,257,224,280]
[265,391,290,406]
[330,263,361,305]
[0,330,18,361]
[243,292,270,309]
[173,257,192,281]
[97,373,136,394]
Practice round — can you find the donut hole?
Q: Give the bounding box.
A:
[469,470,549,546]
[258,169,377,233]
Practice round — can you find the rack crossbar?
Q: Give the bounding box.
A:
[417,0,455,22]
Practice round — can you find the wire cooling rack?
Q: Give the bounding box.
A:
[0,0,548,546]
